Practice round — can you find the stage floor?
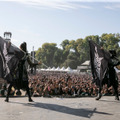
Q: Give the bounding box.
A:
[0,96,120,120]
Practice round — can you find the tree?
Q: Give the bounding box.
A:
[35,33,120,69]
[60,39,69,50]
[62,51,79,69]
[100,33,120,50]
[100,33,120,59]
[54,48,63,67]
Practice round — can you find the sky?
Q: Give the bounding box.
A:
[0,0,120,52]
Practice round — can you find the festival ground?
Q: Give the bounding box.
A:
[0,96,120,120]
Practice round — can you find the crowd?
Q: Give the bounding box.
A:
[1,71,120,97]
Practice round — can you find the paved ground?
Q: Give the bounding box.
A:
[0,96,120,120]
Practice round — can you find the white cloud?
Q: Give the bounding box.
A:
[65,0,120,2]
[1,0,120,3]
[104,3,120,10]
[0,0,94,10]
[0,0,120,10]
[104,6,115,9]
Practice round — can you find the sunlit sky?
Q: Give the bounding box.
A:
[0,0,120,52]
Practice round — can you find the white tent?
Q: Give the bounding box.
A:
[46,67,51,71]
[60,66,65,71]
[51,67,56,71]
[65,66,72,72]
[55,66,60,71]
[40,68,45,71]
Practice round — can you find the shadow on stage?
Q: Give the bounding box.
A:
[9,101,112,118]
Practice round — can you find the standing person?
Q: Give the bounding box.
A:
[5,42,41,102]
[89,40,120,101]
[96,50,120,100]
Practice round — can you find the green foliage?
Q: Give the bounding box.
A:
[60,39,69,50]
[35,33,120,69]
[63,52,79,69]
[53,48,63,67]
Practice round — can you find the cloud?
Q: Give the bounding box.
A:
[1,0,120,3]
[0,0,120,10]
[65,0,120,2]
[104,6,115,10]
[104,3,120,10]
[0,0,93,10]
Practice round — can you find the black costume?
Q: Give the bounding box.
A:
[96,50,120,100]
[5,42,39,102]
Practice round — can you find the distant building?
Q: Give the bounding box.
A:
[77,60,91,74]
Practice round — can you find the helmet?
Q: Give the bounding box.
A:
[20,42,27,52]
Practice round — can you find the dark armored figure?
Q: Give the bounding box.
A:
[5,42,41,102]
[96,50,120,100]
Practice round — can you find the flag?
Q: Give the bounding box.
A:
[89,40,110,86]
[0,37,24,82]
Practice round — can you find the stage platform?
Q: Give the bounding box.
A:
[0,96,120,120]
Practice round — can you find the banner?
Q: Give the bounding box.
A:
[0,37,24,82]
[89,40,110,86]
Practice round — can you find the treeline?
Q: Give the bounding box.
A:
[35,33,120,69]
